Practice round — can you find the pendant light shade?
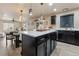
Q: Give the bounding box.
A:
[29,3,32,16]
[40,3,44,20]
[29,8,32,16]
[19,10,23,22]
[40,3,43,5]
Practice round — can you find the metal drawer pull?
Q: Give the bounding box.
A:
[40,38,45,41]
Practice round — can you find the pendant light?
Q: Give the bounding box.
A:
[40,3,43,16]
[29,8,32,16]
[19,9,24,30]
[19,10,23,22]
[41,3,43,5]
[40,3,44,20]
[29,4,32,16]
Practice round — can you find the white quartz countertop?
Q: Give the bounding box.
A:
[57,28,79,31]
[20,28,79,37]
[20,29,56,37]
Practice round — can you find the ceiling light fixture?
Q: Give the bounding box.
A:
[19,9,24,30]
[41,3,43,5]
[29,8,32,16]
[19,10,23,22]
[40,3,44,20]
[29,4,32,16]
[49,3,53,6]
[63,8,69,12]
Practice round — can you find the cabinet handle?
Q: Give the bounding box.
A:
[40,38,45,41]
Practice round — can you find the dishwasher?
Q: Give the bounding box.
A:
[37,38,47,56]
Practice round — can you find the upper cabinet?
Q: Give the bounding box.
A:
[51,16,56,25]
[60,14,74,28]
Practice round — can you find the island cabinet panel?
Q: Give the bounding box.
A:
[21,34,36,56]
[49,32,57,54]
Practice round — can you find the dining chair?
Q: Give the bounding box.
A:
[6,32,15,47]
[13,32,22,48]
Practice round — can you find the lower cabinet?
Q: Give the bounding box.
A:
[58,30,79,46]
[74,31,79,45]
[58,30,64,42]
[63,31,75,44]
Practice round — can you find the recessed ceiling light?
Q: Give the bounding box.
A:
[49,3,53,6]
[63,8,69,12]
[53,8,57,11]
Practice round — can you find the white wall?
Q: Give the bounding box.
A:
[3,23,14,32]
[56,9,79,29]
[0,21,3,32]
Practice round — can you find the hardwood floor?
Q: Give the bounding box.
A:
[0,36,79,56]
[51,42,79,56]
[0,36,21,56]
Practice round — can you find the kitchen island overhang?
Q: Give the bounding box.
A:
[21,29,57,56]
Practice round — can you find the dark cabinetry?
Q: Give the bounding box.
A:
[74,31,79,45]
[22,32,57,56]
[58,30,79,46]
[62,31,75,44]
[22,34,36,56]
[58,30,63,40]
[50,32,57,54]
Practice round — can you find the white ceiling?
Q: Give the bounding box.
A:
[0,3,79,20]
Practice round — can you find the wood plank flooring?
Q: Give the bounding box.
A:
[0,36,79,56]
[51,42,79,56]
[0,36,21,56]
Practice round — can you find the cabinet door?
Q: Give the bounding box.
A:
[74,31,79,46]
[50,32,57,41]
[62,31,75,43]
[58,30,63,41]
[58,31,75,44]
[22,34,36,56]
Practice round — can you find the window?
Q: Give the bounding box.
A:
[60,14,74,28]
[51,16,56,25]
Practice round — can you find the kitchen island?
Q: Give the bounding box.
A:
[21,29,57,56]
